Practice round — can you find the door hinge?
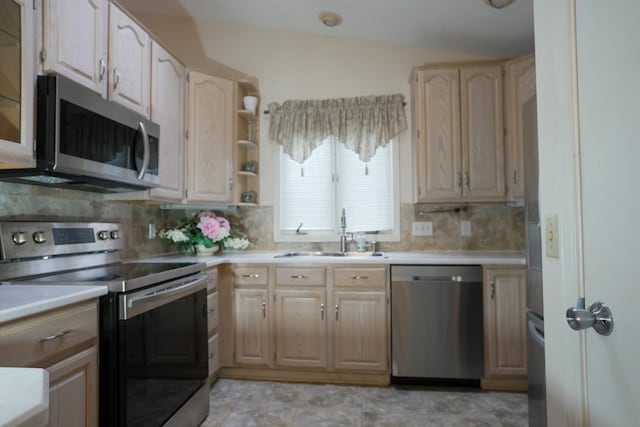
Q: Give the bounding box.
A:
[417,129,420,139]
[503,127,508,137]
[501,68,506,77]
[185,129,189,139]
[33,0,36,10]
[415,74,418,83]
[186,69,190,82]
[39,49,46,63]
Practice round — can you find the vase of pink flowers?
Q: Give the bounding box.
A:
[159,211,250,256]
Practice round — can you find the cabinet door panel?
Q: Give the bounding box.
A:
[504,55,536,201]
[333,291,387,372]
[274,289,327,368]
[187,71,235,202]
[108,3,150,116]
[234,288,269,365]
[149,41,185,200]
[416,68,462,202]
[483,267,527,378]
[42,0,108,96]
[47,346,98,427]
[460,66,505,200]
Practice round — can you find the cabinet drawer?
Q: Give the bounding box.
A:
[0,301,98,367]
[208,333,219,377]
[234,266,269,286]
[276,267,326,286]
[207,291,219,333]
[207,268,218,292]
[334,268,387,289]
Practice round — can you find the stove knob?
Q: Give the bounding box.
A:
[12,231,26,245]
[33,231,47,244]
[98,230,110,240]
[110,230,120,240]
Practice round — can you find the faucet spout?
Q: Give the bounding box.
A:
[340,209,348,252]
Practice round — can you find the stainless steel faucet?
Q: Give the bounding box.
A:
[340,208,349,253]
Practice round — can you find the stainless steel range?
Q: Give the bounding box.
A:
[0,221,209,427]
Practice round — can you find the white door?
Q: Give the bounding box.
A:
[574,1,640,424]
[535,1,640,425]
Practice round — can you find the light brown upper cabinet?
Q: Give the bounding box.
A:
[40,1,151,117]
[148,41,185,201]
[411,63,505,202]
[108,3,150,117]
[186,71,235,203]
[40,0,109,97]
[0,0,35,168]
[504,54,536,201]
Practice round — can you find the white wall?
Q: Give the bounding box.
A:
[139,16,489,205]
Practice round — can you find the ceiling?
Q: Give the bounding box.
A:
[122,0,534,58]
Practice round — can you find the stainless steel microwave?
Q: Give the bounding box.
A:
[0,75,160,193]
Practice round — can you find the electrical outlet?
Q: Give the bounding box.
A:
[544,215,559,258]
[461,221,471,236]
[148,223,156,239]
[412,221,433,236]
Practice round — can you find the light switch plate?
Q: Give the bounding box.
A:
[544,215,559,258]
[460,221,472,236]
[148,223,156,239]
[412,221,433,236]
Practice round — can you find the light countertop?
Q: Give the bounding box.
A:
[0,285,108,324]
[0,367,49,427]
[137,250,526,268]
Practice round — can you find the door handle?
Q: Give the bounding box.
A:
[566,301,614,336]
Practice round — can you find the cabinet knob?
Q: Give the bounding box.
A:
[262,301,266,318]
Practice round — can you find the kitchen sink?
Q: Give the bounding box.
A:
[274,251,387,258]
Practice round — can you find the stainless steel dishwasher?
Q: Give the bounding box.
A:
[391,265,484,384]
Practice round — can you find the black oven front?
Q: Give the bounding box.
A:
[100,273,209,427]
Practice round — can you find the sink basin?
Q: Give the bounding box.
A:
[274,251,387,258]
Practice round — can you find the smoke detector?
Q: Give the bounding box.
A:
[319,11,343,27]
[484,0,516,9]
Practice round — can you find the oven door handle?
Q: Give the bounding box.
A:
[119,273,207,320]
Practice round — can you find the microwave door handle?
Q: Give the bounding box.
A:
[137,121,150,180]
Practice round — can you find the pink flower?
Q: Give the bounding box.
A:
[198,217,222,239]
[217,216,230,231]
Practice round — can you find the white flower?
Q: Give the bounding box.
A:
[225,237,250,250]
[159,228,189,243]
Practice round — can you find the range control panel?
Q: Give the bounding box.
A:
[0,221,124,260]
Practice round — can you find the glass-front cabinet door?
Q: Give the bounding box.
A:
[0,0,34,168]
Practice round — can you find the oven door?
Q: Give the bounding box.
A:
[102,273,209,427]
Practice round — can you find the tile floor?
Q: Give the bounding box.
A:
[201,379,528,427]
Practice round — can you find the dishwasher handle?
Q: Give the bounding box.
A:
[411,275,473,283]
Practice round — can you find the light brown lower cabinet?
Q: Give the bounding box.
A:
[48,346,98,427]
[0,300,99,426]
[221,265,389,385]
[206,267,220,383]
[482,266,528,391]
[333,291,387,372]
[233,287,271,366]
[274,288,327,368]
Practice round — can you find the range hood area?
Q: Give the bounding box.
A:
[0,76,160,193]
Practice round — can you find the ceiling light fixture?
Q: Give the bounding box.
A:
[319,11,343,27]
[484,0,516,9]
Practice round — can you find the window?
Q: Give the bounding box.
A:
[276,137,399,242]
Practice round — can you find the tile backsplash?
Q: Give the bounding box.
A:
[238,203,524,252]
[0,182,524,258]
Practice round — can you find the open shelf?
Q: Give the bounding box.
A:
[238,109,258,121]
[237,139,258,149]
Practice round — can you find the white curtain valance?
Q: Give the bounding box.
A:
[268,94,407,163]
